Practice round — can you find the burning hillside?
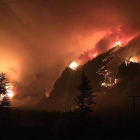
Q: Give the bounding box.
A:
[44,34,140,112]
[72,26,139,67]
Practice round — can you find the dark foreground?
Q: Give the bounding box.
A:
[0,108,140,140]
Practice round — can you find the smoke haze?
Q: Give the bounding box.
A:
[0,0,140,107]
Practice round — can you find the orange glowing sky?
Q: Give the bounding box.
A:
[0,0,140,107]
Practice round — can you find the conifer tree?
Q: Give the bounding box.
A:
[74,72,96,114]
[2,96,11,107]
[0,73,11,107]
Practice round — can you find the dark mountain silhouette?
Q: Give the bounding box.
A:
[44,47,121,111]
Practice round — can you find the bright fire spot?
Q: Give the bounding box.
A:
[101,82,114,87]
[114,79,118,84]
[69,61,78,70]
[113,41,121,47]
[0,94,4,98]
[7,89,14,98]
[130,57,137,63]
[46,93,49,98]
[125,57,138,66]
[93,53,97,58]
[101,79,118,87]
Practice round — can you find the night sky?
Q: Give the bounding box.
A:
[1,0,140,107]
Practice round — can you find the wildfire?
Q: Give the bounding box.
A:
[45,93,49,98]
[101,79,118,87]
[69,61,78,70]
[130,57,137,63]
[113,41,121,47]
[93,53,97,58]
[0,89,13,100]
[101,82,114,87]
[7,89,14,98]
[125,57,138,66]
[5,85,14,99]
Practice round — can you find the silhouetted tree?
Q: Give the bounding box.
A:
[2,96,11,107]
[74,72,96,115]
[0,73,11,107]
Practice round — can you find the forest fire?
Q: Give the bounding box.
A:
[125,57,138,66]
[113,41,121,47]
[130,57,137,63]
[69,61,78,70]
[6,89,14,99]
[97,46,122,88]
[101,79,118,87]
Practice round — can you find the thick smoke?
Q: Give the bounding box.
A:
[77,26,139,65]
[0,0,140,108]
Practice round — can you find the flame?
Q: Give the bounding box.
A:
[130,57,137,63]
[0,94,4,98]
[113,41,121,47]
[0,89,13,100]
[101,79,118,87]
[45,93,49,98]
[69,61,78,70]
[114,79,118,84]
[5,85,14,99]
[125,57,138,66]
[93,53,97,58]
[7,89,14,98]
[101,82,114,87]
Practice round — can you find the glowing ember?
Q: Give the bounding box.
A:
[101,82,107,87]
[69,61,78,70]
[101,82,114,87]
[46,93,49,98]
[7,89,14,98]
[5,84,14,99]
[125,60,129,66]
[101,79,118,87]
[125,57,138,66]
[130,57,137,63]
[113,41,121,47]
[93,53,97,58]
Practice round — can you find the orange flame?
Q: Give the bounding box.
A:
[93,53,97,58]
[6,85,14,99]
[7,89,14,99]
[69,61,78,70]
[113,41,121,47]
